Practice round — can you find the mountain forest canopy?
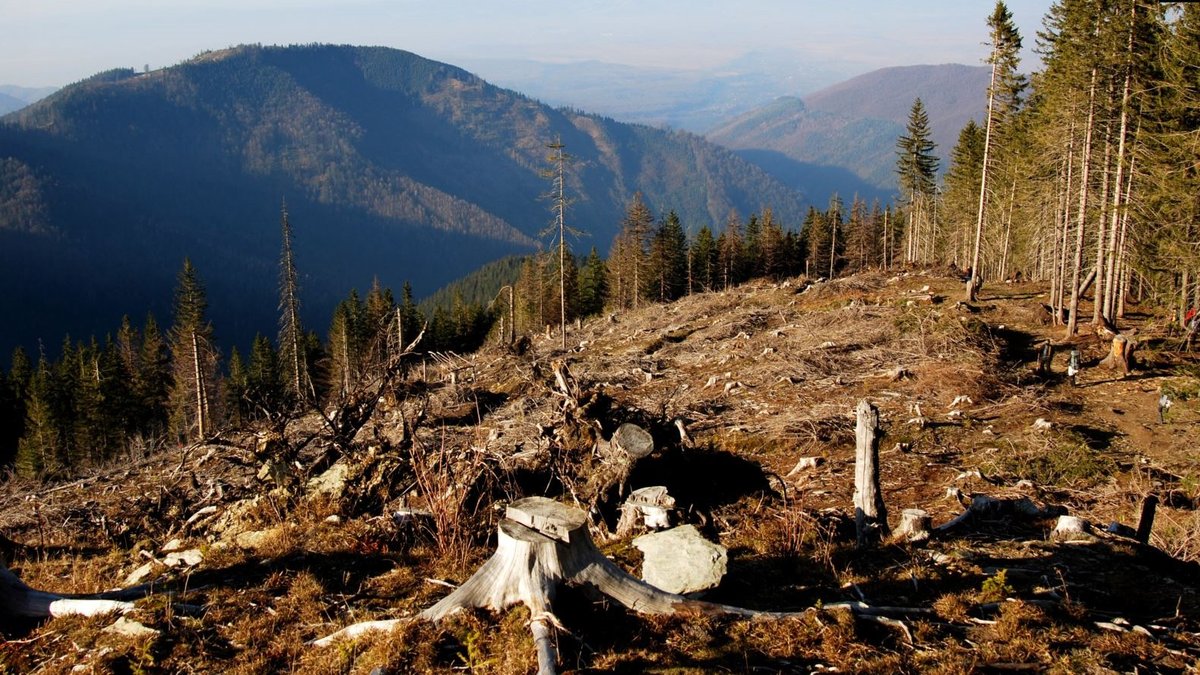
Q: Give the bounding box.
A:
[0,43,806,365]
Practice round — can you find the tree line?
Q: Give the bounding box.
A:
[894,0,1200,335]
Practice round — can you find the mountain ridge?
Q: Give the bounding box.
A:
[707,63,991,194]
[0,44,807,361]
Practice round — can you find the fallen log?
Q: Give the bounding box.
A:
[1,562,136,619]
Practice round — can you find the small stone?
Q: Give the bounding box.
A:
[103,616,160,639]
[164,549,203,567]
[160,538,185,554]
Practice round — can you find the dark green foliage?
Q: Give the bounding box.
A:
[689,226,718,293]
[0,348,31,468]
[647,211,688,302]
[577,247,609,318]
[896,98,940,200]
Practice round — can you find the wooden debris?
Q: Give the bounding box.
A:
[1136,495,1158,545]
[1,563,136,619]
[786,457,824,476]
[673,418,692,447]
[616,486,675,537]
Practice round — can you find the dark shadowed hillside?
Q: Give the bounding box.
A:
[708,64,990,193]
[0,44,805,361]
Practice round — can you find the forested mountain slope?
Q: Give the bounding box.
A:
[0,44,805,360]
[708,64,990,193]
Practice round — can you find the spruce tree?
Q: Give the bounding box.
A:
[690,226,718,292]
[168,259,218,442]
[896,98,940,265]
[647,211,688,302]
[577,247,609,317]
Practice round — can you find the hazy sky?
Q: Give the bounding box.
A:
[1,1,1054,88]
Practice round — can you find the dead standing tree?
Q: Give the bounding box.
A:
[854,399,889,546]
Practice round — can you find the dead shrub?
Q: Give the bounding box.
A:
[409,429,493,576]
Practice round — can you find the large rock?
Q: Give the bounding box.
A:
[633,525,727,595]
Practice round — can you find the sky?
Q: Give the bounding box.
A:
[0,0,1054,89]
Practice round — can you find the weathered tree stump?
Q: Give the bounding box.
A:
[1035,341,1053,377]
[853,399,888,546]
[893,509,931,543]
[315,497,695,672]
[615,486,675,537]
[313,498,930,668]
[1051,515,1093,542]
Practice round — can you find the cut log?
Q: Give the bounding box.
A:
[853,400,888,546]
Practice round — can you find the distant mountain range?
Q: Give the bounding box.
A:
[0,44,805,360]
[0,85,57,115]
[707,64,991,194]
[454,50,859,133]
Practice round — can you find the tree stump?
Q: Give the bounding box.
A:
[853,400,888,546]
[893,509,931,542]
[313,498,928,666]
[1035,341,1053,377]
[1051,515,1093,542]
[316,497,694,671]
[1099,334,1136,376]
[615,486,675,537]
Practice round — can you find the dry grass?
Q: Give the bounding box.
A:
[5,271,1200,672]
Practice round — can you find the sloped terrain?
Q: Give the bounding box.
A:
[2,270,1199,673]
[0,44,806,361]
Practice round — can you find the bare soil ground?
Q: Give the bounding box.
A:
[2,269,1199,673]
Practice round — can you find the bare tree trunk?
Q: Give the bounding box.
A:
[853,399,888,546]
[191,331,207,440]
[968,57,1002,301]
[1066,66,1099,338]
